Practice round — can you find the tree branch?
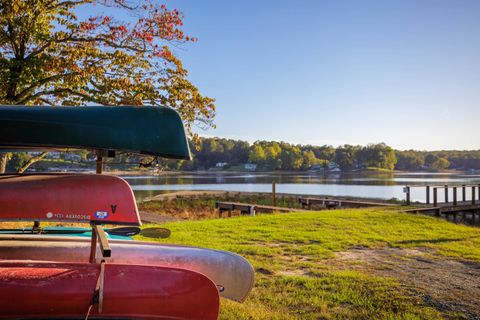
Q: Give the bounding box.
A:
[16,88,93,105]
[17,152,48,174]
[14,73,79,102]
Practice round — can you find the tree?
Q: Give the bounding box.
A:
[424,154,438,168]
[430,157,450,171]
[0,0,215,173]
[231,140,250,165]
[279,145,303,170]
[264,142,282,169]
[6,152,28,172]
[312,145,335,162]
[301,150,318,170]
[359,143,397,170]
[335,145,360,170]
[396,150,425,170]
[248,144,266,164]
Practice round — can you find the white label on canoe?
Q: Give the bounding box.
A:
[94,211,109,219]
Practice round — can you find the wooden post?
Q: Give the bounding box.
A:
[433,188,438,207]
[462,185,466,202]
[89,226,98,263]
[444,185,448,204]
[405,186,411,205]
[473,186,477,205]
[96,156,103,174]
[89,225,111,263]
[94,225,111,258]
[453,186,457,206]
[426,186,430,204]
[272,180,276,207]
[478,185,480,201]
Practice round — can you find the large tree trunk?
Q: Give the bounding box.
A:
[0,153,9,174]
[17,152,48,174]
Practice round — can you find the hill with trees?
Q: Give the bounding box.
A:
[155,137,480,172]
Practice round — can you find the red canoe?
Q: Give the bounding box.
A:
[0,174,141,225]
[0,261,219,319]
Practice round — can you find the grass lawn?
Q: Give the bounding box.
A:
[135,207,480,320]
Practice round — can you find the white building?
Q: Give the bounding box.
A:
[215,162,228,168]
[327,162,341,171]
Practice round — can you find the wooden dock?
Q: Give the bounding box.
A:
[298,197,395,210]
[215,201,301,218]
[404,184,480,225]
[216,196,397,218]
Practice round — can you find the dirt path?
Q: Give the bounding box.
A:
[334,247,480,319]
[139,211,179,224]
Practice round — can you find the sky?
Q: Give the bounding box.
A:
[83,0,480,150]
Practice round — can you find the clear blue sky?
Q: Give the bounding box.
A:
[87,0,480,150]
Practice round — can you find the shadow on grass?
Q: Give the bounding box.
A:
[395,238,466,245]
[395,235,480,245]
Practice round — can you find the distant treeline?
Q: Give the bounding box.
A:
[157,137,480,171]
[8,137,479,173]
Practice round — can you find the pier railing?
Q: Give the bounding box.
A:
[404,184,480,206]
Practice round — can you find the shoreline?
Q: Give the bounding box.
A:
[109,168,470,176]
[141,190,402,204]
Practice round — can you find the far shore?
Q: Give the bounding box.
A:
[106,168,472,176]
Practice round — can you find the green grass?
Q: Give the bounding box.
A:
[135,208,480,319]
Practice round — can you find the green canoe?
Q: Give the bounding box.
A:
[0,106,191,160]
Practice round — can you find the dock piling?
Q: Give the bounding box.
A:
[405,186,411,205]
[453,186,457,206]
[272,180,276,207]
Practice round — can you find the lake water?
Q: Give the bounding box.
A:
[124,172,480,203]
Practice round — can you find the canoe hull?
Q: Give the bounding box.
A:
[0,174,140,225]
[0,261,219,319]
[0,235,255,302]
[0,105,191,159]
